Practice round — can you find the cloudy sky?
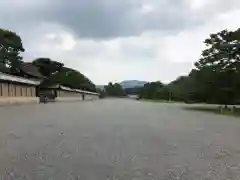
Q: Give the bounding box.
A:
[0,0,240,84]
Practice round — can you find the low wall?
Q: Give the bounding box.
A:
[0,97,39,106]
[85,94,99,100]
[55,97,83,102]
[55,95,99,103]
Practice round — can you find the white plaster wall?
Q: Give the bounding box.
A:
[0,97,39,106]
[56,95,99,102]
[55,97,83,102]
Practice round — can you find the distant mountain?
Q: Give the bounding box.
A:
[120,80,148,89]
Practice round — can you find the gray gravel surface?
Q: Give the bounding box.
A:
[0,99,240,179]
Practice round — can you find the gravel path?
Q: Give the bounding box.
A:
[0,99,240,179]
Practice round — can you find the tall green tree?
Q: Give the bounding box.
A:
[139,81,164,99]
[104,82,125,97]
[136,29,240,104]
[0,28,24,73]
[195,29,240,72]
[195,29,240,105]
[32,58,64,77]
[41,66,96,92]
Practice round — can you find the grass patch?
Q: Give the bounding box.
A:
[184,106,240,117]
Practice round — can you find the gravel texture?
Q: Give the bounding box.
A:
[0,99,240,179]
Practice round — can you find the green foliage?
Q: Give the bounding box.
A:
[194,28,240,105]
[41,66,96,92]
[33,58,96,92]
[32,58,64,77]
[2,27,240,103]
[195,29,240,72]
[0,28,96,93]
[138,28,240,105]
[0,28,24,73]
[139,81,164,99]
[96,88,106,98]
[125,87,142,95]
[104,82,126,97]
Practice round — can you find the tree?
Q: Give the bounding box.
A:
[0,28,25,73]
[125,87,142,95]
[132,29,240,104]
[34,58,96,92]
[104,82,125,97]
[195,29,240,72]
[195,29,240,105]
[41,66,96,92]
[32,58,64,77]
[139,81,164,99]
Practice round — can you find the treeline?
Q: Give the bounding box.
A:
[138,28,240,105]
[0,28,96,92]
[100,82,126,98]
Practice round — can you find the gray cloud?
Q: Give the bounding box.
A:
[43,0,206,38]
[42,0,193,38]
[0,0,222,39]
[0,0,240,84]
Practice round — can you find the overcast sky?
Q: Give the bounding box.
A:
[0,0,240,84]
